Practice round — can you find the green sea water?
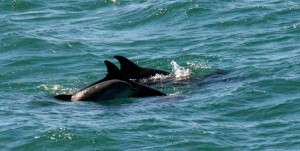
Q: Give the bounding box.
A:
[1,0,300,150]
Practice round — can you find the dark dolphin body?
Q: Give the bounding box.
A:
[54,79,134,102]
[114,55,228,86]
[102,60,166,97]
[114,55,170,80]
[55,60,166,102]
[71,79,134,101]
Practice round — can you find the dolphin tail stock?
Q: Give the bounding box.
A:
[130,83,167,97]
[55,94,72,101]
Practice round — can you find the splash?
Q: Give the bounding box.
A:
[187,61,212,69]
[37,84,74,94]
[137,73,171,84]
[149,73,171,82]
[171,61,191,80]
[169,91,182,96]
[142,61,192,82]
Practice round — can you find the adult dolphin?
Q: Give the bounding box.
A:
[114,55,170,80]
[55,60,166,102]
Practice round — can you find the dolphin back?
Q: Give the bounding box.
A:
[71,79,135,101]
[114,55,170,79]
[105,60,167,97]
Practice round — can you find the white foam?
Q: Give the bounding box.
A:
[169,91,182,96]
[171,61,191,80]
[37,84,74,94]
[187,61,212,69]
[149,73,171,81]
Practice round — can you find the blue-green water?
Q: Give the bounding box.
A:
[1,0,300,150]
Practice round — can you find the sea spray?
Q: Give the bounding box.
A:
[187,61,212,69]
[171,61,191,80]
[144,61,192,82]
[37,84,75,94]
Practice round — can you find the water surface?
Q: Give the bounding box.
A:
[1,0,300,150]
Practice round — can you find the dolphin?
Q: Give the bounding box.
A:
[114,55,170,80]
[114,55,229,87]
[55,60,166,102]
[54,80,134,101]
[102,60,166,97]
[71,79,134,101]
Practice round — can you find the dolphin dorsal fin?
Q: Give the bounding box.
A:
[73,60,128,93]
[104,60,129,82]
[114,55,141,74]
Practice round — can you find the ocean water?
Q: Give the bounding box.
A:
[1,0,300,150]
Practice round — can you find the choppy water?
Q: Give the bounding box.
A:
[1,0,300,150]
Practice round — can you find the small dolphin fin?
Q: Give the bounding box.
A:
[55,94,72,101]
[114,55,141,77]
[104,60,129,81]
[114,55,170,79]
[114,55,140,70]
[73,60,128,94]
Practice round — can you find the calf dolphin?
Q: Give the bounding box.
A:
[114,55,170,80]
[55,60,166,102]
